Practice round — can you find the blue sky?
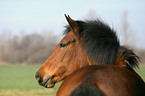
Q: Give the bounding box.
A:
[0,0,145,48]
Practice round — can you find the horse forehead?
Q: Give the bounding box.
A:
[62,31,76,41]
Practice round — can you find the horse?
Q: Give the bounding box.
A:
[57,65,145,96]
[35,15,140,88]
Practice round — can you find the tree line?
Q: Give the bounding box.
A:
[0,30,58,64]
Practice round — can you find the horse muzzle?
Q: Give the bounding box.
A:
[35,73,55,88]
[43,76,55,88]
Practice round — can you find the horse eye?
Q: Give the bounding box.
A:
[60,43,67,48]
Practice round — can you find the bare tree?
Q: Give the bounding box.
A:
[118,11,129,45]
[118,11,137,48]
[85,10,97,20]
[0,29,58,64]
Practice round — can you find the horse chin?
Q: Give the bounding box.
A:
[45,82,55,88]
[44,77,55,88]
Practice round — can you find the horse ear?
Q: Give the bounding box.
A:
[64,14,79,37]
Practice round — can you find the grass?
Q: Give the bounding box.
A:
[0,64,61,96]
[0,64,144,96]
[136,64,145,80]
[0,65,39,90]
[0,90,55,96]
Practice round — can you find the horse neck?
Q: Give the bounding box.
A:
[83,47,126,67]
[86,57,125,67]
[76,47,92,68]
[79,45,139,71]
[115,55,126,67]
[115,46,139,70]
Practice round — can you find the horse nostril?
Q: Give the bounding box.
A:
[35,73,40,81]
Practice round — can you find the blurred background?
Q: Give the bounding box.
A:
[0,0,145,96]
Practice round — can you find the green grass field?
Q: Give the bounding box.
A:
[0,64,144,96]
[0,65,61,96]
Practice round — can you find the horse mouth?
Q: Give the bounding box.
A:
[44,77,55,88]
[39,77,55,88]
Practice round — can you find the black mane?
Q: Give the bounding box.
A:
[64,19,140,68]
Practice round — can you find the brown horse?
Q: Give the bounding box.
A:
[57,65,145,96]
[35,15,140,88]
